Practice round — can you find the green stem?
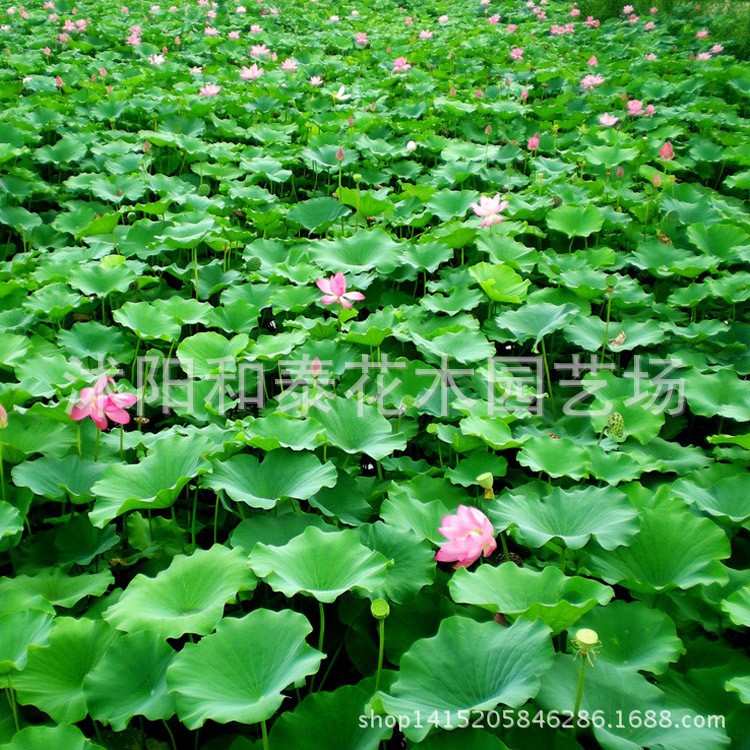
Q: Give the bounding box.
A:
[499,532,510,563]
[162,720,177,750]
[76,424,82,459]
[540,338,557,420]
[317,600,325,654]
[0,441,5,504]
[260,719,269,750]
[213,492,220,545]
[600,291,612,365]
[191,487,198,548]
[560,546,567,573]
[93,429,101,462]
[573,656,588,720]
[375,618,385,692]
[119,425,124,462]
[6,674,20,733]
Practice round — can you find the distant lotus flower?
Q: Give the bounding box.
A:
[351,9,359,16]
[521,89,528,101]
[622,4,634,13]
[652,173,662,187]
[659,141,674,160]
[645,103,655,115]
[43,46,52,55]
[355,31,368,45]
[584,15,599,27]
[696,29,708,38]
[250,23,262,32]
[645,52,657,60]
[99,67,107,77]
[527,132,540,150]
[404,16,413,25]
[644,21,655,30]
[190,66,203,75]
[711,44,723,53]
[250,43,269,57]
[438,14,449,23]
[406,140,417,152]
[329,14,339,22]
[587,55,598,66]
[470,193,509,227]
[240,63,264,80]
[0,404,7,429]
[70,375,137,431]
[281,57,298,71]
[332,85,350,100]
[419,29,433,39]
[696,52,712,60]
[316,272,365,309]
[570,7,581,16]
[199,82,221,96]
[615,166,625,178]
[335,147,345,162]
[510,47,524,60]
[203,26,217,36]
[627,99,644,115]
[650,6,658,13]
[54,75,64,87]
[435,505,497,569]
[599,112,619,126]
[310,75,323,86]
[148,53,166,65]
[507,23,517,32]
[392,56,411,73]
[236,5,246,12]
[488,14,500,24]
[228,30,240,39]
[581,73,605,90]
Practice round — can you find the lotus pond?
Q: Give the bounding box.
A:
[1,0,749,748]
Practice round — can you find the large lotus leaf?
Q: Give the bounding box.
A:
[203,450,337,510]
[0,502,22,543]
[0,601,54,674]
[242,413,324,451]
[672,473,750,523]
[311,228,401,273]
[11,457,105,503]
[358,522,436,604]
[412,328,495,364]
[588,492,731,593]
[113,301,181,341]
[687,223,750,261]
[69,263,135,297]
[310,470,374,525]
[449,563,614,634]
[379,617,554,742]
[582,371,666,444]
[104,544,255,639]
[166,610,323,729]
[726,676,750,704]
[89,433,212,527]
[230,513,336,552]
[0,725,104,750]
[14,618,118,724]
[538,655,729,750]
[722,585,750,627]
[311,399,406,460]
[517,436,590,480]
[458,416,516,450]
[574,600,684,674]
[563,317,666,352]
[0,569,113,609]
[249,526,388,603]
[468,262,529,303]
[287,197,349,232]
[176,332,249,378]
[491,485,639,550]
[682,369,750,421]
[268,683,390,750]
[491,303,579,350]
[445,452,508,487]
[84,631,176,731]
[547,205,604,237]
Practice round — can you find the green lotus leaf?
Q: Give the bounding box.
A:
[494,484,639,550]
[311,399,406,460]
[547,205,604,238]
[0,502,22,543]
[11,457,105,503]
[0,333,30,369]
[683,369,750,421]
[268,683,391,750]
[230,513,336,553]
[445,452,508,487]
[166,610,323,729]
[491,303,579,350]
[203,450,337,510]
[175,332,249,378]
[84,631,176,731]
[673,473,750,522]
[687,223,750,262]
[113,301,181,341]
[358,522,436,604]
[574,600,684,673]
[721,585,750,627]
[0,568,113,609]
[588,491,731,593]
[0,725,104,750]
[104,544,256,639]
[426,189,479,221]
[311,228,401,273]
[468,262,529,303]
[287,197,350,232]
[726,676,750,704]
[14,618,118,724]
[449,563,614,634]
[68,263,135,297]
[89,433,212,527]
[0,603,54,674]
[379,617,554,742]
[517,436,590,480]
[415,732,509,750]
[158,216,216,248]
[249,526,388,603]
[563,316,666,352]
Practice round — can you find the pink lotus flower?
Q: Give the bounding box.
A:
[584,15,599,27]
[204,26,218,36]
[419,29,433,39]
[510,47,524,60]
[488,14,500,24]
[54,75,64,87]
[645,52,657,60]
[507,23,517,32]
[70,375,137,431]
[250,23,262,32]
[0,404,7,429]
[587,55,598,66]
[644,21,655,30]
[659,141,674,160]
[627,99,644,115]
[240,63,264,80]
[438,14,449,23]
[392,56,411,73]
[316,273,365,309]
[435,505,497,569]
[527,132,540,150]
[199,83,221,96]
[695,29,708,39]
[310,75,323,86]
[43,46,52,55]
[696,52,712,60]
[711,44,723,53]
[581,73,605,90]
[228,30,240,39]
[571,7,581,16]
[599,112,619,126]
[281,57,298,71]
[470,193,509,227]
[622,4,634,13]
[650,6,658,13]
[250,43,269,57]
[645,103,655,116]
[355,31,368,45]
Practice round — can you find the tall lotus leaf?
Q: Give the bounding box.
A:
[588,493,731,593]
[11,457,105,503]
[249,526,388,603]
[673,474,750,522]
[538,656,729,750]
[687,223,750,261]
[683,369,750,421]
[311,228,401,273]
[379,617,554,742]
[491,303,578,350]
[84,631,176,731]
[104,544,256,639]
[448,562,614,634]
[287,197,350,232]
[0,725,105,750]
[268,683,391,750]
[14,618,118,723]
[491,485,639,550]
[468,262,529,303]
[166,610,323,729]
[0,569,114,608]
[159,216,216,248]
[311,399,406,460]
[517,436,590,480]
[89,433,212,527]
[547,205,604,237]
[0,606,54,674]
[176,332,249,378]
[0,502,22,543]
[69,263,135,297]
[203,450,337,509]
[242,413,324,451]
[575,601,684,674]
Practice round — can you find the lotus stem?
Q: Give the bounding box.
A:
[260,719,269,750]
[375,618,385,692]
[5,674,20,732]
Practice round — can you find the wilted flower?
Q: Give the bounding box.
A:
[435,505,497,569]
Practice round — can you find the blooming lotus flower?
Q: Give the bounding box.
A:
[332,85,350,100]
[355,32,368,45]
[228,30,240,39]
[470,193,509,227]
[203,26,218,36]
[644,21,655,30]
[281,57,298,71]
[696,52,712,60]
[622,4,634,13]
[627,99,644,115]
[250,44,269,57]
[696,29,708,39]
[527,132,540,150]
[599,112,619,126]
[148,53,166,65]
[507,23,517,31]
[438,14,449,23]
[644,52,657,60]
[240,63,264,80]
[250,23,262,32]
[70,375,137,431]
[392,56,411,73]
[199,82,221,96]
[419,29,433,39]
[435,505,497,569]
[711,44,723,53]
[316,272,365,309]
[309,75,323,86]
[581,73,605,90]
[510,47,524,60]
[406,140,417,152]
[587,55,598,66]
